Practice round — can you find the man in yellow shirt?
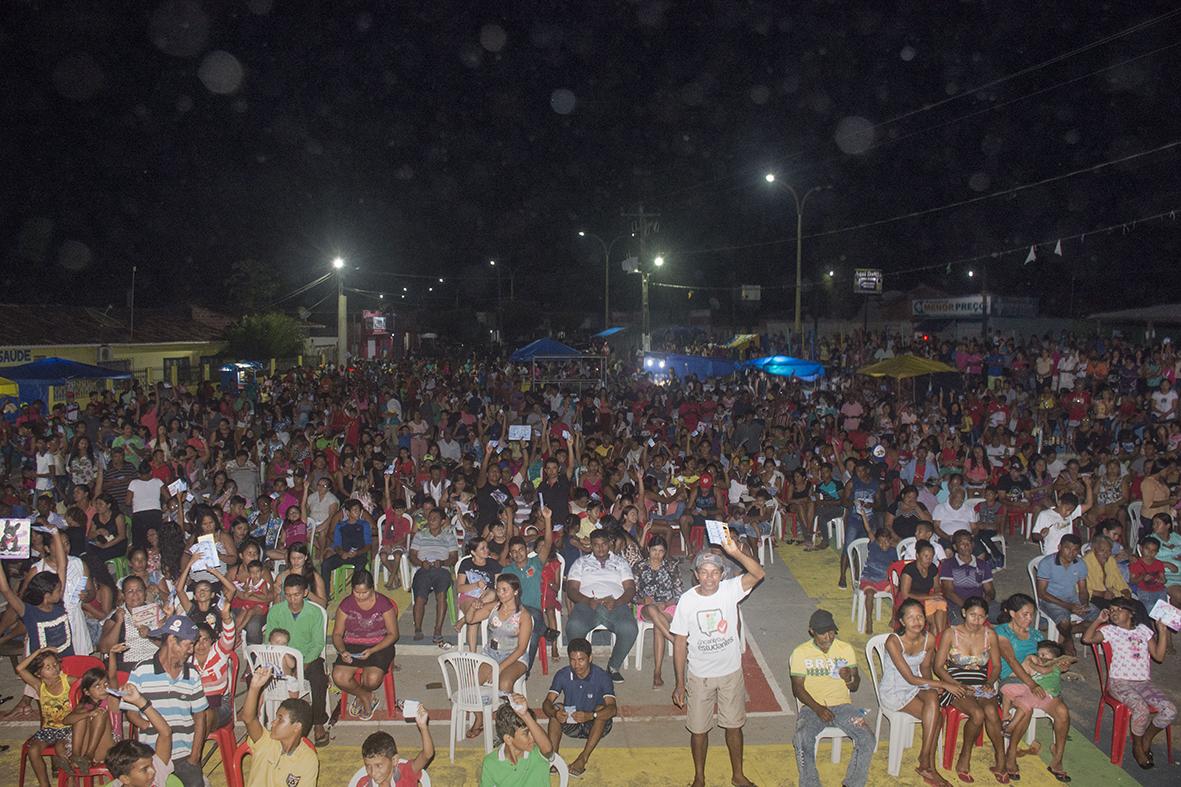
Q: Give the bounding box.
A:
[1085,534,1152,625]
[789,609,874,787]
[241,666,319,787]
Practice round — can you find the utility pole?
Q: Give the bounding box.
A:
[621,203,661,351]
[980,264,989,341]
[129,265,137,340]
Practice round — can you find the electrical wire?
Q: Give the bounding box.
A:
[668,139,1181,257]
[263,272,333,307]
[647,8,1181,203]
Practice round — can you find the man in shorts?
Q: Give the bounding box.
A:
[541,637,617,777]
[671,532,765,787]
[1035,534,1098,657]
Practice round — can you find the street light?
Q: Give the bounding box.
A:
[635,253,666,352]
[764,173,831,346]
[577,229,634,329]
[331,256,346,364]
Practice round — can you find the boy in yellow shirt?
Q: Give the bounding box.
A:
[242,667,319,787]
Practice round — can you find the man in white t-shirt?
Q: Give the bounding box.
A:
[1032,477,1093,555]
[932,488,978,546]
[671,536,765,787]
[34,437,55,494]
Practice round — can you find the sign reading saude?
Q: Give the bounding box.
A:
[0,348,33,365]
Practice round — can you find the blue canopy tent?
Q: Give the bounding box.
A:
[644,352,742,380]
[743,354,825,381]
[591,326,628,338]
[0,357,132,407]
[509,338,581,363]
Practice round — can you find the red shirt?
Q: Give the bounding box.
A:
[1130,557,1166,592]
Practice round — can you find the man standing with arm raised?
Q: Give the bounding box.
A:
[671,534,765,787]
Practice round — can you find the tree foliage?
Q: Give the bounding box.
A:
[224,312,306,359]
[228,258,282,310]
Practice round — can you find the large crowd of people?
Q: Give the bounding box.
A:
[0,330,1179,785]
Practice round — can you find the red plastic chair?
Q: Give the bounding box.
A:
[19,655,104,787]
[1092,637,1174,765]
[54,763,113,787]
[210,651,242,787]
[226,735,317,787]
[337,666,397,720]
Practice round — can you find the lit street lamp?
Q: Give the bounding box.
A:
[637,253,666,351]
[332,256,346,364]
[765,174,831,345]
[577,229,634,329]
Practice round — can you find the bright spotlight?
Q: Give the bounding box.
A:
[331,257,344,269]
[967,269,975,278]
[654,255,665,267]
[645,358,654,368]
[764,173,775,183]
[578,231,586,237]
[827,270,835,277]
[658,360,666,369]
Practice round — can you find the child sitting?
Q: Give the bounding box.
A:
[377,499,413,590]
[16,647,74,787]
[1002,640,1076,726]
[859,528,897,635]
[899,522,947,562]
[232,556,272,635]
[267,628,305,700]
[355,705,436,786]
[1130,536,1171,610]
[102,682,174,786]
[63,647,128,772]
[480,696,554,786]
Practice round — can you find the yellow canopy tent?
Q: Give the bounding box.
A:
[857,354,957,379]
[725,333,760,349]
[0,377,17,397]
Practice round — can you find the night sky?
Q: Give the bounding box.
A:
[3,1,1180,324]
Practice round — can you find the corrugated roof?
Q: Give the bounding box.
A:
[0,304,233,346]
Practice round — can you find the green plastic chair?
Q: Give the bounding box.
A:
[106,556,130,582]
[330,565,353,599]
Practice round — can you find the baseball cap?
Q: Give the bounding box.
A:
[149,615,198,641]
[808,609,838,634]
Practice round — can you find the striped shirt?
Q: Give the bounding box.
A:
[195,616,236,698]
[122,654,208,757]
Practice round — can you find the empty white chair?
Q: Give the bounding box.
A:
[437,652,501,762]
[1127,501,1142,542]
[895,536,916,559]
[826,516,846,551]
[245,644,311,727]
[865,634,923,776]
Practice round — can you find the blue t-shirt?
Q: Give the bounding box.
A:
[862,542,895,582]
[995,622,1038,682]
[1036,556,1087,605]
[546,663,615,713]
[333,518,372,551]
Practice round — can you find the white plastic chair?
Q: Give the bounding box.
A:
[245,644,310,726]
[865,633,923,776]
[791,691,849,763]
[348,764,431,786]
[633,610,672,670]
[1027,555,1082,643]
[826,516,845,551]
[455,611,489,654]
[437,651,501,762]
[1127,501,1142,542]
[847,537,894,634]
[896,536,916,560]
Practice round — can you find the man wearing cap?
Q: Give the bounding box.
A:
[671,534,765,787]
[122,615,208,787]
[790,608,873,787]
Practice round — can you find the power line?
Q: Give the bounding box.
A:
[647,8,1181,203]
[263,272,333,307]
[669,139,1181,257]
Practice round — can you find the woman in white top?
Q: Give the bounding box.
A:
[303,477,340,555]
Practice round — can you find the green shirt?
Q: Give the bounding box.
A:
[1032,667,1061,697]
[502,556,544,610]
[479,745,552,787]
[265,601,326,666]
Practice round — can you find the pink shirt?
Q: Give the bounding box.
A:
[1104,623,1154,682]
[339,593,396,646]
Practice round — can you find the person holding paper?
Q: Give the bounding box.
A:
[671,534,765,787]
[1082,600,1176,770]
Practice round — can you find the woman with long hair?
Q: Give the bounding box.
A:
[331,569,399,720]
[995,593,1072,782]
[877,598,954,787]
[634,535,683,687]
[272,543,328,607]
[89,493,128,561]
[462,572,532,738]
